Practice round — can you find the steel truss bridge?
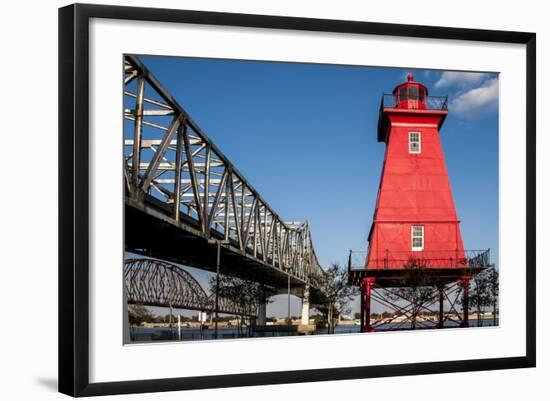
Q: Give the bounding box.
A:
[125,259,256,317]
[123,55,327,303]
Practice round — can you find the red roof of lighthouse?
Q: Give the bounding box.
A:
[392,72,429,98]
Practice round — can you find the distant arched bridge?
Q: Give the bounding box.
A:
[125,258,257,317]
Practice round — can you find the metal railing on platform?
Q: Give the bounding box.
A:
[380,93,448,111]
[348,249,491,271]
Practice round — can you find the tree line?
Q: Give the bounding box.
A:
[127,304,203,326]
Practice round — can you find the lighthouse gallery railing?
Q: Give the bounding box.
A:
[348,249,491,271]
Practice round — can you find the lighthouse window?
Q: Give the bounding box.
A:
[409,131,421,154]
[411,226,424,251]
[398,87,408,102]
[409,85,418,100]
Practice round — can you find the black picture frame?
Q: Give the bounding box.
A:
[58,3,536,397]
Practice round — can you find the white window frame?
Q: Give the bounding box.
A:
[409,131,421,154]
[411,225,424,251]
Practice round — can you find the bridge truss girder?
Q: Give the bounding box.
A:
[123,55,327,294]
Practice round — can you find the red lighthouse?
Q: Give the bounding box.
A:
[349,73,490,332]
[367,73,465,269]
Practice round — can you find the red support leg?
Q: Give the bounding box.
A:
[363,277,375,332]
[461,276,471,328]
[360,286,365,332]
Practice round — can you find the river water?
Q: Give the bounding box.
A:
[129,319,499,343]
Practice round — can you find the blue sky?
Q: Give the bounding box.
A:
[131,55,499,317]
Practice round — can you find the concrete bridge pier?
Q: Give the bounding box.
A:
[301,284,310,325]
[299,284,315,334]
[254,290,269,337]
[257,300,267,326]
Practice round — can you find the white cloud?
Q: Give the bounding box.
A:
[449,78,499,118]
[434,71,489,89]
